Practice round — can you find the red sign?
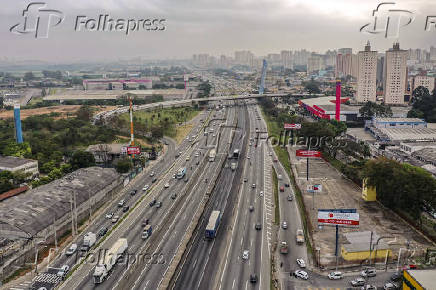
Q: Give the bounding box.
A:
[284,123,301,129]
[317,211,360,227]
[127,146,141,155]
[296,150,321,158]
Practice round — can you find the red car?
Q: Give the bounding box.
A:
[274,158,278,162]
[279,186,284,192]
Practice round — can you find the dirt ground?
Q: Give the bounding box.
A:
[0,105,117,120]
[287,146,434,267]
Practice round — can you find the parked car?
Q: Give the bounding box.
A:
[390,272,401,282]
[142,185,150,191]
[105,212,114,219]
[118,199,125,207]
[156,201,162,208]
[361,268,376,278]
[383,282,400,290]
[242,250,249,260]
[150,171,155,177]
[98,227,108,237]
[328,271,343,280]
[294,270,308,280]
[171,193,177,200]
[149,199,156,207]
[152,177,157,183]
[142,219,149,227]
[65,244,77,256]
[350,277,365,287]
[361,285,376,290]
[296,258,306,268]
[122,206,130,213]
[164,182,170,188]
[130,189,137,196]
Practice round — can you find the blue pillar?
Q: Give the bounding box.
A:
[14,104,23,144]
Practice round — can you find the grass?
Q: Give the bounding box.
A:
[272,166,280,226]
[174,123,194,144]
[2,265,32,284]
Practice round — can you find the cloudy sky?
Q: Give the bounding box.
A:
[1,0,435,63]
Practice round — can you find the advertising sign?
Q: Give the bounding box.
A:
[284,123,301,129]
[127,146,141,155]
[317,210,359,227]
[307,184,322,193]
[296,150,321,158]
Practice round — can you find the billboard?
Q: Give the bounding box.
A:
[307,184,322,193]
[127,146,141,155]
[284,123,301,129]
[317,209,359,227]
[296,150,321,158]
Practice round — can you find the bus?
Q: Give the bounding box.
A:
[205,210,221,239]
[176,167,187,179]
[233,149,240,159]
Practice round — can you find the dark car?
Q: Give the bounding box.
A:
[250,274,258,283]
[149,199,156,207]
[171,193,177,200]
[142,219,149,226]
[152,177,157,183]
[284,183,290,187]
[184,177,189,183]
[98,227,108,237]
[390,272,402,282]
[122,206,130,212]
[130,189,137,196]
[255,223,262,230]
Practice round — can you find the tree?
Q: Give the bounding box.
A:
[116,158,132,173]
[0,96,3,109]
[409,86,436,122]
[24,72,35,81]
[70,150,95,169]
[76,105,93,121]
[303,79,321,94]
[359,101,392,119]
[2,142,32,158]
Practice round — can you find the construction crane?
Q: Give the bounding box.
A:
[259,59,267,95]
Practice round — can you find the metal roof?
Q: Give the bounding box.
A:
[407,269,436,289]
[0,156,37,169]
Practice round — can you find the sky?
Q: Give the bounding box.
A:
[1,0,436,63]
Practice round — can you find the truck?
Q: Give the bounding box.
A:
[93,238,128,284]
[80,232,96,253]
[209,149,216,162]
[279,241,288,254]
[231,162,237,171]
[142,225,152,239]
[205,210,221,239]
[296,229,305,244]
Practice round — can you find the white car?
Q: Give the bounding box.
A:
[247,155,251,159]
[278,174,282,180]
[282,221,288,229]
[242,250,249,260]
[252,184,256,188]
[150,171,155,177]
[269,152,273,156]
[65,244,77,256]
[328,271,343,280]
[142,185,150,191]
[195,152,200,157]
[296,258,306,268]
[57,265,69,278]
[259,191,264,196]
[111,215,119,223]
[186,156,190,161]
[105,212,114,219]
[294,270,308,280]
[164,183,170,188]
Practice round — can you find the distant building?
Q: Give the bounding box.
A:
[234,50,255,67]
[307,54,324,75]
[0,156,39,178]
[384,43,408,105]
[86,143,128,163]
[280,50,293,69]
[368,117,427,129]
[336,48,358,79]
[83,79,152,90]
[356,42,377,103]
[413,75,435,94]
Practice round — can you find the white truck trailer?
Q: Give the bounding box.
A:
[93,238,128,284]
[80,232,96,253]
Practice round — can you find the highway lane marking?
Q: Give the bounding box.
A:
[232,279,236,289]
[192,258,198,269]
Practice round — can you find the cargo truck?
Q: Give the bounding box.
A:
[209,149,216,162]
[296,229,305,244]
[205,210,221,239]
[80,232,96,253]
[93,238,128,284]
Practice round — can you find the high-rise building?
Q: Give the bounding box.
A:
[430,46,436,61]
[234,50,254,66]
[293,49,311,66]
[413,74,435,93]
[356,41,377,103]
[307,54,324,75]
[280,50,293,69]
[384,43,408,105]
[325,50,337,67]
[336,48,358,78]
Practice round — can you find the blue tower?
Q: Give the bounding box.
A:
[14,104,23,144]
[259,59,267,95]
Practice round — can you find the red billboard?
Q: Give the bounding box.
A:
[296,150,321,158]
[317,211,359,227]
[284,123,301,129]
[127,146,141,155]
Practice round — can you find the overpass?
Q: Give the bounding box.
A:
[92,93,324,123]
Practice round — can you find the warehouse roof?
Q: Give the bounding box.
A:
[406,269,436,289]
[373,118,425,123]
[0,156,37,169]
[376,127,436,141]
[342,231,389,253]
[0,167,120,238]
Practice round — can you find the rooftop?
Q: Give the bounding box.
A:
[342,231,389,253]
[377,127,436,141]
[0,156,37,169]
[406,269,436,289]
[373,118,425,123]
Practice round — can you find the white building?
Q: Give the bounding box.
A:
[280,50,293,69]
[0,156,39,178]
[356,42,377,103]
[413,75,435,93]
[384,43,408,105]
[307,54,323,75]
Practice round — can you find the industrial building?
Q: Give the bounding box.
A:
[86,143,129,163]
[403,269,436,290]
[0,156,39,178]
[341,231,391,262]
[298,96,359,122]
[83,79,152,90]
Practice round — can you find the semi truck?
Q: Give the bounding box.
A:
[80,232,96,253]
[93,238,128,284]
[296,229,305,244]
[209,149,216,162]
[205,210,221,239]
[142,225,152,240]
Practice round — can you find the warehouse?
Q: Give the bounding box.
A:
[0,156,39,178]
[83,78,152,90]
[298,96,360,122]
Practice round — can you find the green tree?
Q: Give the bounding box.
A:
[116,158,133,173]
[303,79,321,94]
[76,105,93,121]
[0,96,3,109]
[409,86,436,122]
[359,101,393,119]
[70,150,95,169]
[2,142,32,158]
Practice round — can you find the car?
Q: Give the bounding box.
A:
[252,183,256,188]
[247,155,251,159]
[195,152,199,157]
[156,201,162,208]
[350,277,366,287]
[269,152,273,156]
[249,274,258,283]
[111,215,119,223]
[105,212,114,219]
[142,219,149,226]
[296,258,306,268]
[284,183,290,187]
[186,156,190,161]
[150,171,155,177]
[383,282,399,290]
[249,205,254,212]
[328,271,343,280]
[255,223,262,230]
[361,285,377,290]
[249,143,252,146]
[98,227,108,237]
[244,178,248,182]
[171,193,177,200]
[152,177,157,183]
[361,268,376,277]
[278,174,282,180]
[130,189,138,195]
[149,199,156,207]
[294,270,308,280]
[65,244,77,256]
[142,185,150,191]
[259,191,264,196]
[282,221,288,229]
[287,195,293,201]
[122,206,130,213]
[273,158,278,162]
[164,182,170,188]
[390,272,401,282]
[279,186,284,192]
[118,199,125,207]
[196,160,200,165]
[242,250,249,260]
[173,173,176,178]
[57,265,69,278]
[212,134,216,137]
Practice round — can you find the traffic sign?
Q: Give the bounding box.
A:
[284,123,301,129]
[296,150,321,158]
[317,210,359,227]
